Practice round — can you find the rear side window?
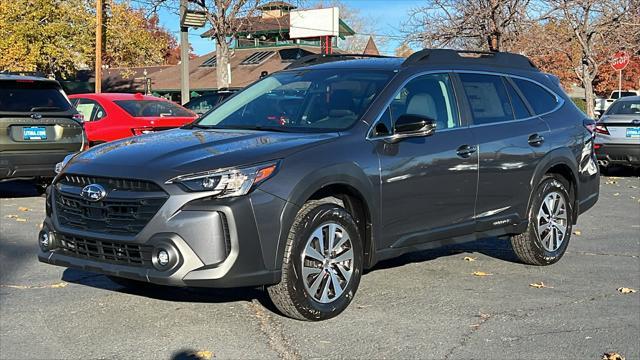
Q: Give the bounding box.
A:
[459,73,513,125]
[504,79,531,119]
[75,98,106,121]
[512,78,558,115]
[0,80,71,112]
[114,100,193,117]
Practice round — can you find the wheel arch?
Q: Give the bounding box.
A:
[274,163,378,270]
[528,148,580,224]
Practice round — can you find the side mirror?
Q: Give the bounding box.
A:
[388,114,436,143]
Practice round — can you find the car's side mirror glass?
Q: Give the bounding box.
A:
[388,114,436,143]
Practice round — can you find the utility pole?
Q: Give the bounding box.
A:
[95,0,103,93]
[179,0,190,104]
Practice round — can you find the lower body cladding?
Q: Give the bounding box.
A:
[37,188,287,288]
[595,143,640,167]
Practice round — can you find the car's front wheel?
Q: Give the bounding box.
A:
[511,174,573,265]
[267,200,363,321]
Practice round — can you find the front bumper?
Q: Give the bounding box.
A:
[38,183,288,288]
[595,143,640,166]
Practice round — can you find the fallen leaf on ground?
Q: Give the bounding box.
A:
[17,207,30,212]
[0,282,68,289]
[573,230,582,236]
[602,352,625,360]
[604,180,617,185]
[5,214,18,219]
[189,350,214,360]
[473,271,493,276]
[613,193,620,196]
[529,281,553,289]
[463,256,477,262]
[15,218,27,222]
[617,287,636,294]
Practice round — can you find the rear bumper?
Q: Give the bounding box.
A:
[595,143,640,166]
[0,150,77,179]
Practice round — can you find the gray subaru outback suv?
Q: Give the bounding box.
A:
[39,50,600,321]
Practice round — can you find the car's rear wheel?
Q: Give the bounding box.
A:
[511,174,573,266]
[267,200,363,321]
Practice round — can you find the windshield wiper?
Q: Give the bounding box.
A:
[224,125,290,133]
[30,106,62,112]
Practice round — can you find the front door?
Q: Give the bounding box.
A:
[372,73,479,249]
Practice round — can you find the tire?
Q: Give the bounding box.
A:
[267,200,363,321]
[511,174,573,266]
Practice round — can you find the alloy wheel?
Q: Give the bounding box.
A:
[537,191,568,252]
[301,222,354,304]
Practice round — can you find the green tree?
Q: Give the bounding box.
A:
[0,0,179,78]
[0,0,94,77]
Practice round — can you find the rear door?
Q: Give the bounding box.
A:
[373,72,478,248]
[456,72,551,230]
[0,79,83,153]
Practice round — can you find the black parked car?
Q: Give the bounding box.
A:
[0,75,85,189]
[40,50,600,321]
[183,90,237,116]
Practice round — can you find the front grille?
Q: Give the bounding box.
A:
[58,234,153,267]
[54,174,168,236]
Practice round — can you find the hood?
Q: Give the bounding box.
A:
[66,128,339,180]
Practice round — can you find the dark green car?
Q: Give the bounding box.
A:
[0,75,85,187]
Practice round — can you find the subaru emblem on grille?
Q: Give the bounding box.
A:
[80,184,107,202]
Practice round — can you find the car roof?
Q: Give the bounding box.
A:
[68,93,170,101]
[614,95,640,102]
[0,74,60,84]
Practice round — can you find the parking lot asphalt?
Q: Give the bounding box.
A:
[1,170,639,360]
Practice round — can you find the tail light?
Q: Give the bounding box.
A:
[594,143,602,150]
[595,124,610,135]
[132,127,154,136]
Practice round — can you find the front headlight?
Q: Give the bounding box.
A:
[166,161,278,196]
[55,153,78,174]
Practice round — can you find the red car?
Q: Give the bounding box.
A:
[68,93,197,145]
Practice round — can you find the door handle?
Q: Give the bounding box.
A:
[528,134,545,147]
[456,144,477,158]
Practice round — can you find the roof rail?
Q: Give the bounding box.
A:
[285,53,395,70]
[402,49,538,70]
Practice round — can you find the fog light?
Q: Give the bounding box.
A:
[39,231,55,251]
[157,249,170,266]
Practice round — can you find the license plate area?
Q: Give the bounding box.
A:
[23,126,47,140]
[626,127,640,138]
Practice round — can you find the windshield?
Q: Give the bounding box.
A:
[0,81,71,112]
[196,69,393,132]
[114,100,194,117]
[606,100,640,115]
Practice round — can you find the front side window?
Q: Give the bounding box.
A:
[459,73,513,125]
[75,98,106,121]
[373,73,460,136]
[512,78,558,115]
[114,100,193,117]
[196,69,393,132]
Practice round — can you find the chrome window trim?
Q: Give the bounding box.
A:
[366,69,565,139]
[366,70,461,141]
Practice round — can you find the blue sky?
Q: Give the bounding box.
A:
[148,0,418,57]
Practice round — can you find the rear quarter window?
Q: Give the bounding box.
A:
[0,80,71,112]
[114,100,193,117]
[512,78,559,115]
